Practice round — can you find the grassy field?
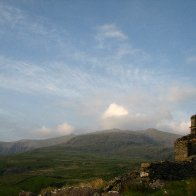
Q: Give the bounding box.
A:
[124,178,196,196]
[0,148,139,196]
[0,146,195,196]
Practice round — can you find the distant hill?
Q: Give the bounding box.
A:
[0,135,74,155]
[0,129,181,160]
[60,128,180,160]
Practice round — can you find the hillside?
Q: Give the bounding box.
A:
[0,134,74,155]
[61,128,180,160]
[0,129,180,158]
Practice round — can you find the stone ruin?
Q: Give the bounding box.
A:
[175,114,196,161]
[140,114,196,180]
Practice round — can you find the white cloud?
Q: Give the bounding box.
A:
[97,24,127,40]
[95,24,128,50]
[100,98,193,134]
[57,122,74,135]
[100,104,191,134]
[101,108,170,130]
[97,82,195,134]
[102,103,128,119]
[156,120,190,135]
[34,122,74,139]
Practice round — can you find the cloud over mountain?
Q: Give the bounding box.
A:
[33,122,74,139]
[102,103,129,119]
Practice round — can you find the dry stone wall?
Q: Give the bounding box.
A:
[140,160,196,180]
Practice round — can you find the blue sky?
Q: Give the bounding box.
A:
[0,0,196,141]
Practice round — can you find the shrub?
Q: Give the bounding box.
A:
[186,178,196,196]
[79,178,106,190]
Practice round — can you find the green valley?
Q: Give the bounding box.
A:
[0,129,181,195]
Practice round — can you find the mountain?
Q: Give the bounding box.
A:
[59,128,180,160]
[0,134,74,155]
[0,129,181,159]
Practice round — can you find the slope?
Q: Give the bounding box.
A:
[60,129,180,160]
[0,134,74,155]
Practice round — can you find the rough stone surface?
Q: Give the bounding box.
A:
[140,160,196,180]
[148,179,165,190]
[19,191,37,196]
[101,191,122,196]
[175,134,196,161]
[103,170,140,193]
[175,115,196,161]
[41,187,100,196]
[191,114,196,135]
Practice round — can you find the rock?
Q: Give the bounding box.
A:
[140,160,196,180]
[148,179,165,189]
[66,187,100,196]
[41,186,100,196]
[103,170,140,193]
[175,115,196,161]
[102,191,122,196]
[19,191,37,196]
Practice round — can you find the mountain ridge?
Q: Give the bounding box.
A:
[0,128,181,156]
[60,128,180,159]
[0,134,74,155]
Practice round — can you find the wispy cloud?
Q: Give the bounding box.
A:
[97,24,127,40]
[186,55,196,64]
[0,18,157,99]
[1,49,193,136]
[0,3,23,26]
[0,5,195,140]
[0,2,63,51]
[0,56,99,97]
[0,53,156,99]
[164,86,196,103]
[95,24,128,50]
[94,23,150,62]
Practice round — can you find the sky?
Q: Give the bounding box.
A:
[0,0,196,141]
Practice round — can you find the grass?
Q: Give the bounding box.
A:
[124,178,196,196]
[0,149,138,196]
[0,147,195,196]
[79,178,107,190]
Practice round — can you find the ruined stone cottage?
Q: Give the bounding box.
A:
[175,114,196,161]
[140,115,196,180]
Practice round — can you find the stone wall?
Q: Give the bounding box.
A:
[174,134,196,161]
[140,160,196,180]
[191,115,196,134]
[189,142,196,156]
[175,138,189,161]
